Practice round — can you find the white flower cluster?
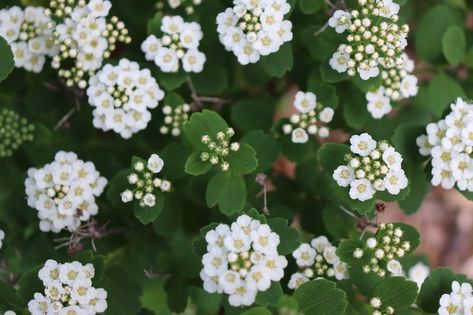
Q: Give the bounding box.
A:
[157,0,203,15]
[370,297,395,315]
[328,0,409,80]
[438,281,473,315]
[0,6,57,73]
[28,259,107,314]
[46,0,131,88]
[417,98,473,193]
[200,128,240,172]
[366,54,418,119]
[200,214,287,307]
[4,311,16,315]
[25,151,108,233]
[142,16,206,73]
[333,133,408,201]
[87,58,164,139]
[159,103,191,137]
[0,229,4,249]
[282,91,334,144]
[216,0,293,65]
[288,236,349,290]
[121,154,171,208]
[352,223,410,277]
[408,262,429,289]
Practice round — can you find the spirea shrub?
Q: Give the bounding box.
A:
[0,0,472,314]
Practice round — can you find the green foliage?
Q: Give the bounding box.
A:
[0,36,14,82]
[442,26,466,65]
[293,279,348,315]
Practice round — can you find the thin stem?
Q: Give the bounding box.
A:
[339,205,359,219]
[325,0,338,10]
[314,22,329,37]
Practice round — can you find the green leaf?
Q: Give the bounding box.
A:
[428,72,466,118]
[320,59,349,83]
[373,277,419,311]
[17,265,43,302]
[183,110,229,150]
[267,217,300,255]
[442,25,466,65]
[106,169,130,209]
[230,94,275,132]
[206,172,247,215]
[147,11,162,36]
[417,267,473,313]
[391,124,427,164]
[299,0,323,14]
[190,63,228,96]
[293,279,348,315]
[0,36,14,82]
[133,192,165,225]
[280,134,317,163]
[193,223,219,257]
[241,130,281,172]
[0,280,23,312]
[256,282,283,307]
[241,307,272,315]
[185,151,212,176]
[260,43,293,77]
[102,265,143,315]
[226,143,258,175]
[317,143,351,174]
[322,203,356,239]
[398,163,430,215]
[164,275,188,313]
[156,71,187,91]
[415,5,463,61]
[307,69,339,108]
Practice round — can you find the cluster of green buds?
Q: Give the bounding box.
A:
[200,128,240,171]
[370,297,394,315]
[120,154,171,208]
[159,103,191,137]
[46,0,132,88]
[329,0,409,80]
[353,223,411,277]
[156,0,202,15]
[0,109,35,158]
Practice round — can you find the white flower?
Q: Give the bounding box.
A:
[201,215,285,307]
[438,293,463,315]
[25,151,107,233]
[142,17,206,73]
[288,273,309,289]
[400,75,418,98]
[88,0,112,17]
[382,147,403,170]
[386,259,403,276]
[349,178,375,201]
[87,59,164,138]
[216,0,292,64]
[367,89,392,119]
[329,51,350,73]
[29,260,107,315]
[380,0,400,18]
[333,165,355,187]
[328,10,351,33]
[408,262,429,289]
[294,91,316,113]
[147,154,164,173]
[292,243,316,267]
[291,127,309,143]
[383,170,408,195]
[350,133,377,156]
[319,107,334,123]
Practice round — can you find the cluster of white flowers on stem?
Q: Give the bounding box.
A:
[46,0,131,88]
[25,151,108,233]
[328,0,409,81]
[288,236,349,289]
[216,0,293,65]
[366,54,418,119]
[370,297,395,315]
[282,91,334,144]
[87,58,164,139]
[417,98,473,192]
[0,6,57,73]
[28,259,107,314]
[159,103,191,137]
[200,214,287,307]
[0,229,4,249]
[333,133,408,201]
[353,223,410,277]
[121,154,171,208]
[142,16,206,73]
[200,128,240,171]
[438,281,473,315]
[156,0,203,15]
